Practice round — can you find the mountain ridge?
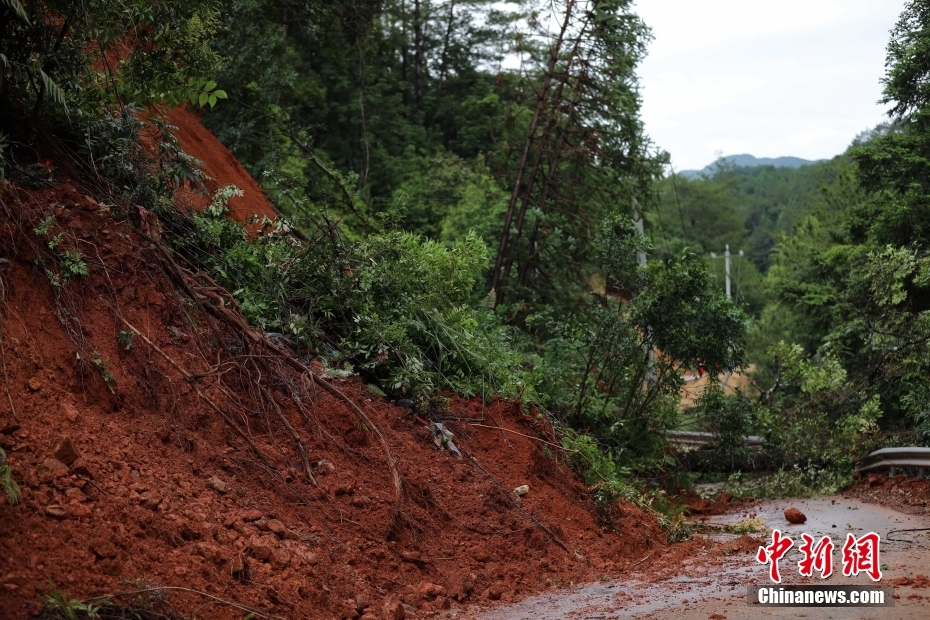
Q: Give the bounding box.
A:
[677,154,824,179]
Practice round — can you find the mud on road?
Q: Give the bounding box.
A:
[459,496,930,620]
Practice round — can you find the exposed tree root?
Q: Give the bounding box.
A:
[117,315,275,470]
[147,242,406,529]
[0,270,18,422]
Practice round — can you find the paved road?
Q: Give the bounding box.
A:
[452,497,930,620]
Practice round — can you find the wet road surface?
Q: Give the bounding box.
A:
[453,497,930,620]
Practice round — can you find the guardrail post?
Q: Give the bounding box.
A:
[888,466,897,478]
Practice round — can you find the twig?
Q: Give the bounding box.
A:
[0,272,18,422]
[468,423,607,483]
[464,448,571,554]
[87,585,284,619]
[159,254,406,527]
[261,385,317,486]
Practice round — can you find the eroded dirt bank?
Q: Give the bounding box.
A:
[0,111,672,619]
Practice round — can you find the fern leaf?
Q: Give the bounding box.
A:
[1,0,30,25]
[40,70,68,113]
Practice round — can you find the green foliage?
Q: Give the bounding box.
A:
[40,585,187,620]
[393,151,508,248]
[171,186,520,397]
[80,105,207,210]
[32,215,89,286]
[0,0,220,220]
[186,77,227,109]
[76,351,115,394]
[60,249,88,279]
[754,341,881,471]
[0,1,223,119]
[531,220,748,472]
[43,589,103,620]
[117,330,134,351]
[694,385,760,470]
[0,447,19,505]
[1,0,30,24]
[716,466,853,500]
[561,430,688,540]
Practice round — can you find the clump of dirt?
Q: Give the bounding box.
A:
[679,490,744,517]
[718,535,764,557]
[0,172,669,618]
[889,574,930,588]
[846,473,930,517]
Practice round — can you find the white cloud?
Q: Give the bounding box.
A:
[633,0,907,170]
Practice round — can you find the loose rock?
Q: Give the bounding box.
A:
[207,477,229,494]
[241,509,263,521]
[45,504,67,519]
[784,507,807,524]
[70,458,92,478]
[51,436,81,466]
[383,600,406,620]
[37,458,69,483]
[267,519,287,536]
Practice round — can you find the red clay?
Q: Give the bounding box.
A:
[0,178,669,618]
[167,107,278,225]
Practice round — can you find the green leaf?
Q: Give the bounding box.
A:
[205,80,216,92]
[39,70,68,113]
[1,0,30,25]
[208,94,217,107]
[199,92,208,107]
[214,89,227,99]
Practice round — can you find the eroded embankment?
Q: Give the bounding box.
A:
[0,113,669,620]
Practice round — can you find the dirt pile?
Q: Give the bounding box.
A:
[847,473,930,517]
[167,107,278,225]
[0,124,668,618]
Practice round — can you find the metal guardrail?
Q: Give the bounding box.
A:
[664,430,762,449]
[856,447,930,477]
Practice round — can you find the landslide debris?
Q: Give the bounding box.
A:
[0,113,668,619]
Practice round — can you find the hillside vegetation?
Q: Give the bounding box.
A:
[2,0,930,615]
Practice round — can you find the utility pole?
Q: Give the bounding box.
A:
[632,199,655,381]
[710,245,743,389]
[710,244,743,299]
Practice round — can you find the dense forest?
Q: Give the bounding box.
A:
[4,0,930,513]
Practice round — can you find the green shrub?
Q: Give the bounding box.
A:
[0,448,19,505]
[170,189,521,397]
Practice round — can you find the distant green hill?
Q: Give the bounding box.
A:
[679,154,824,179]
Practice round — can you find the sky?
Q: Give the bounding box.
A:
[633,0,908,171]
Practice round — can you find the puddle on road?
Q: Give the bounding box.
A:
[457,497,930,620]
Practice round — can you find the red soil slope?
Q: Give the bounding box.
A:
[0,179,668,618]
[167,107,278,225]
